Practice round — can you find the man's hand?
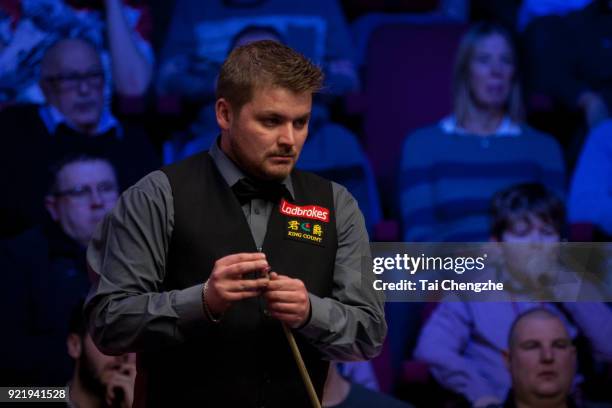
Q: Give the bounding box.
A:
[101,357,136,408]
[264,272,310,328]
[206,253,270,315]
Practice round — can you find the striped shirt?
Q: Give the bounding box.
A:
[400,117,565,242]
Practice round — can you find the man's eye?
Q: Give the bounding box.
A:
[262,118,280,127]
[61,187,91,199]
[98,182,117,193]
[521,341,539,350]
[294,120,307,129]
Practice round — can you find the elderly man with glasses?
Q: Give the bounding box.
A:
[0,37,158,239]
[0,154,120,386]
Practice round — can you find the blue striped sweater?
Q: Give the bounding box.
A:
[399,122,565,242]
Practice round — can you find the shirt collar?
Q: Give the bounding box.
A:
[439,115,522,136]
[208,136,295,200]
[39,105,122,139]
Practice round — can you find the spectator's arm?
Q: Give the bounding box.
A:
[321,0,359,94]
[414,303,499,403]
[156,0,216,99]
[568,121,612,233]
[563,302,612,361]
[104,0,153,96]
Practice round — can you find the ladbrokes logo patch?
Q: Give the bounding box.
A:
[285,219,325,246]
[279,199,329,223]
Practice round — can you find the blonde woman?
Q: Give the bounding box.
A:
[400,22,565,242]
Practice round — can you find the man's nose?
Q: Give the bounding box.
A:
[278,123,296,146]
[90,189,104,207]
[77,79,92,95]
[540,345,554,363]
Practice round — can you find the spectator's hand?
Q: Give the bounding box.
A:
[264,272,310,328]
[206,253,270,315]
[578,91,609,128]
[473,395,503,408]
[101,357,136,408]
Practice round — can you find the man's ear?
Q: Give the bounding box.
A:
[215,98,233,131]
[67,333,82,359]
[45,195,59,221]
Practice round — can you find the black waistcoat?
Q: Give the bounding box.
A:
[137,151,337,407]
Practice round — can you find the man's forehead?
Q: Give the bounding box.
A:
[47,42,102,73]
[58,160,115,185]
[252,84,311,101]
[514,316,569,343]
[246,86,311,114]
[255,108,310,118]
[55,58,102,74]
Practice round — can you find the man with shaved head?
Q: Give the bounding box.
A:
[503,308,577,408]
[0,37,158,238]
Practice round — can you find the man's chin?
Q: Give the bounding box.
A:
[259,164,294,181]
[533,383,564,398]
[72,116,101,131]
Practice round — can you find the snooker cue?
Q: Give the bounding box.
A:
[281,323,322,408]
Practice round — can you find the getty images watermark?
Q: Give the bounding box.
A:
[365,243,612,302]
[371,251,503,293]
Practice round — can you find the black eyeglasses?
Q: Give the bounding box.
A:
[54,181,118,203]
[43,70,105,92]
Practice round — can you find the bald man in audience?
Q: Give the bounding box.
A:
[503,308,577,408]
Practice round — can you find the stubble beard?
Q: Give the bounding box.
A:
[77,349,106,400]
[229,136,295,181]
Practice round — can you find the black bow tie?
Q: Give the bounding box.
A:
[231,178,290,205]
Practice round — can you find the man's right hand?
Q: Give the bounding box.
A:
[205,253,270,315]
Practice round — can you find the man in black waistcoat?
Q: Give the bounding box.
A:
[84,40,386,407]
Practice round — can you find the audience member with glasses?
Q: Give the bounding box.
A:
[0,37,159,239]
[0,154,119,386]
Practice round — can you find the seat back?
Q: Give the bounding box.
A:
[362,22,466,215]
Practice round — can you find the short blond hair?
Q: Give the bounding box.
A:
[216,40,324,112]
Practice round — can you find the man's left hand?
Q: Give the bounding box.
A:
[264,272,310,328]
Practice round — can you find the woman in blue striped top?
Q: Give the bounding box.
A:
[400,22,565,242]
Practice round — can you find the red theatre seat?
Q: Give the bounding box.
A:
[362,22,467,213]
